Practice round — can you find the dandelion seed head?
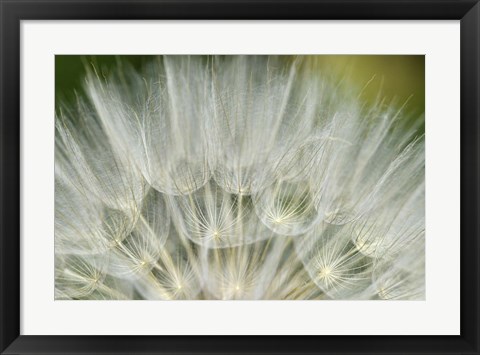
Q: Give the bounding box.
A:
[55,55,425,300]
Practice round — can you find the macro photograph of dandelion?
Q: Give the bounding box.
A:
[54,55,425,301]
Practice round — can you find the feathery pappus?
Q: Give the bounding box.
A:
[55,56,425,300]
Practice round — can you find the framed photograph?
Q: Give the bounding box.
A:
[1,0,478,354]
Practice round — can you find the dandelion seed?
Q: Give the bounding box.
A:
[254,180,319,236]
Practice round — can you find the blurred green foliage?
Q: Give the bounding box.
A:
[314,55,425,115]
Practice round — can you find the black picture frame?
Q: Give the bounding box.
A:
[1,1,478,354]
